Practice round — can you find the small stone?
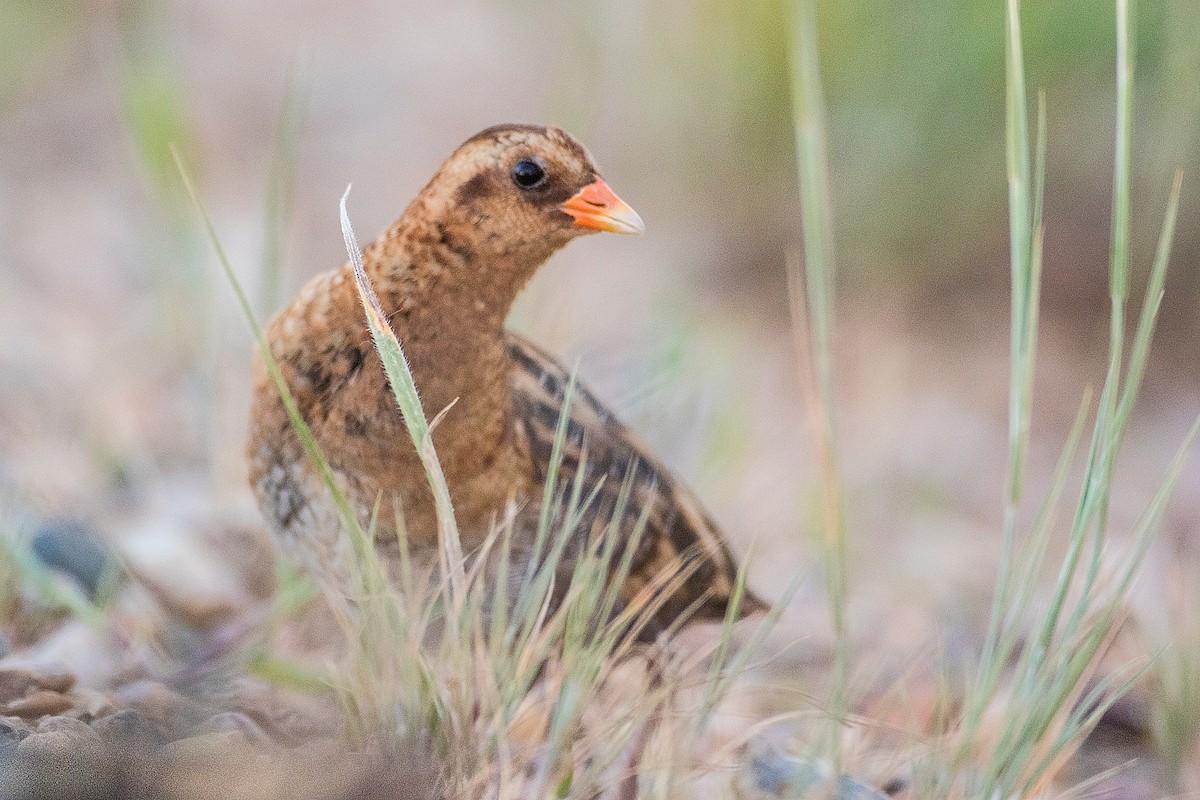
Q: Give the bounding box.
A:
[3,689,72,719]
[287,736,342,764]
[120,520,251,628]
[228,677,340,742]
[0,665,75,706]
[117,680,207,739]
[0,622,120,690]
[0,667,41,702]
[194,711,270,743]
[0,715,34,743]
[17,717,104,769]
[739,739,891,800]
[35,715,98,738]
[92,708,165,750]
[3,734,119,800]
[160,729,251,764]
[69,687,116,720]
[34,668,76,695]
[32,518,116,599]
[17,726,103,761]
[836,773,895,800]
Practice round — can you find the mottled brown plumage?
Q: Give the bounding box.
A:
[247,124,762,639]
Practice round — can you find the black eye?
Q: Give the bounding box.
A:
[511,159,546,189]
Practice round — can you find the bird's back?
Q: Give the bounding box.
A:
[505,332,763,639]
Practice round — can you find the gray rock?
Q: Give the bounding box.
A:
[116,679,208,740]
[35,715,99,738]
[17,725,103,762]
[159,729,252,765]
[4,726,118,800]
[31,518,116,600]
[92,708,167,750]
[740,739,891,800]
[0,716,34,756]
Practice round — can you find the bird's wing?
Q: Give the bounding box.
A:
[505,331,762,634]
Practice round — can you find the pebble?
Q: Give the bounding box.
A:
[194,710,271,743]
[120,520,252,629]
[70,686,117,720]
[160,729,251,764]
[2,689,72,719]
[31,518,116,599]
[17,716,103,760]
[34,668,76,695]
[0,621,119,691]
[0,665,74,701]
[8,721,111,800]
[229,676,340,743]
[0,668,40,701]
[739,739,891,800]
[0,715,34,744]
[116,679,208,738]
[91,708,164,749]
[35,714,100,738]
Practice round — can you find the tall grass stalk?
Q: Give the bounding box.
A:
[1152,569,1200,786]
[786,0,851,761]
[259,69,308,316]
[778,0,1191,794]
[966,0,1047,739]
[936,0,1194,796]
[173,149,372,558]
[340,189,466,601]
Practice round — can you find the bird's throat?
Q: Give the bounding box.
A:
[355,221,540,478]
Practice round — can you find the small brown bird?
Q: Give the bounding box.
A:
[247,124,762,639]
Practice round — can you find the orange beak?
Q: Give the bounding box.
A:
[559,178,645,235]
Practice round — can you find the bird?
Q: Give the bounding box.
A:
[246,123,764,640]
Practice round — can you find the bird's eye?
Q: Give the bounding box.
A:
[511,159,547,189]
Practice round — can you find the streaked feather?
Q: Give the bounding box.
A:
[506,332,765,639]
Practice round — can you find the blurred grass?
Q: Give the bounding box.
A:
[260,72,308,316]
[1152,573,1200,790]
[942,0,1192,793]
[783,0,1197,796]
[639,0,1199,306]
[4,0,1197,303]
[0,0,81,108]
[787,0,850,766]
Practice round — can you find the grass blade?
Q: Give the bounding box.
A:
[787,0,850,756]
[339,188,464,601]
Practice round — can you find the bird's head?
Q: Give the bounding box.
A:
[416,124,644,265]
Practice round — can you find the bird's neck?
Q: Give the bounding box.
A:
[353,202,551,424]
[364,197,549,326]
